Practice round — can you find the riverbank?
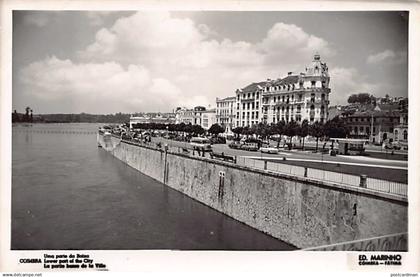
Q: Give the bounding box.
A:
[98,133,408,250]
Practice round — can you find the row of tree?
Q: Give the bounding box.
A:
[131,117,349,151]
[132,122,206,135]
[12,107,33,123]
[231,117,349,151]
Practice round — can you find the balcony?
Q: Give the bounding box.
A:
[309,111,315,118]
[263,87,330,95]
[241,97,256,102]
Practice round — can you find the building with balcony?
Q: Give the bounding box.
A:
[201,109,217,130]
[216,96,236,132]
[234,54,330,127]
[129,113,176,129]
[343,110,401,144]
[175,106,217,130]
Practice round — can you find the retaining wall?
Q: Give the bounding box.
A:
[98,134,408,249]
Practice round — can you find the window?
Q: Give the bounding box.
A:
[311,81,316,87]
[251,102,255,109]
[256,102,259,109]
[404,130,408,140]
[256,112,259,118]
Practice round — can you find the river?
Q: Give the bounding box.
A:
[12,123,296,250]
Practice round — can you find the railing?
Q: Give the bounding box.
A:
[302,232,408,251]
[236,156,407,197]
[101,133,408,198]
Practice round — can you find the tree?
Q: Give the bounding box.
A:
[309,121,325,152]
[298,119,310,150]
[254,122,270,141]
[24,106,31,122]
[272,120,286,148]
[208,123,224,136]
[324,116,349,139]
[191,124,205,135]
[232,127,243,139]
[347,93,374,105]
[284,120,299,148]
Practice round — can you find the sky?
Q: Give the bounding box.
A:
[12,11,408,114]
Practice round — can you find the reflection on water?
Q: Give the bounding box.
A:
[12,123,296,250]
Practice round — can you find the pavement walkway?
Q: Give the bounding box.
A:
[241,156,407,170]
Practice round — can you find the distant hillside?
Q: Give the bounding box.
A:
[12,112,132,124]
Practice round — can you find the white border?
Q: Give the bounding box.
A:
[1,0,419,273]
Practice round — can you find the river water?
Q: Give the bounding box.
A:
[12,123,295,250]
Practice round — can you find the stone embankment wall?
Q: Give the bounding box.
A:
[98,134,408,249]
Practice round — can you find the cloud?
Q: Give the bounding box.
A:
[259,23,335,67]
[329,67,380,105]
[20,11,337,113]
[23,13,50,27]
[20,56,189,113]
[367,50,407,65]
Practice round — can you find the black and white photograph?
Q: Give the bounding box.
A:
[1,0,419,273]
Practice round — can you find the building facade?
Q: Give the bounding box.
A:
[175,106,217,130]
[233,54,330,127]
[201,109,217,130]
[129,114,176,129]
[216,96,236,132]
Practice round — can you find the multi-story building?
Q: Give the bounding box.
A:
[129,113,176,129]
[175,106,216,130]
[175,106,205,125]
[343,110,400,144]
[201,109,217,130]
[234,54,330,127]
[341,98,408,144]
[216,96,236,132]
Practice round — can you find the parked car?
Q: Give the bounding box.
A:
[228,142,242,149]
[209,136,227,144]
[240,143,259,151]
[260,147,279,154]
[384,141,402,150]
